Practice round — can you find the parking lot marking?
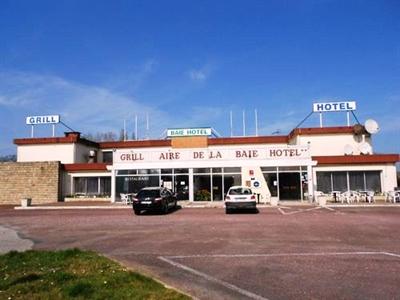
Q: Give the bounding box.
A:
[322,206,336,211]
[165,251,400,260]
[278,206,322,215]
[160,251,399,300]
[159,256,269,300]
[381,252,400,258]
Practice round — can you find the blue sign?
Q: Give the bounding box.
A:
[253,181,260,188]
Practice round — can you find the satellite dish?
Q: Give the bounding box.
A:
[344,144,353,155]
[359,143,372,155]
[364,119,379,134]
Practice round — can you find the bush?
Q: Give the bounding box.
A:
[195,189,211,201]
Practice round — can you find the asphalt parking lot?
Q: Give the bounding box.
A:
[1,205,399,299]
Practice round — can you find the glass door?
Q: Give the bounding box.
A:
[278,173,301,200]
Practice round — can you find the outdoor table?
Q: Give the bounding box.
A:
[358,190,375,203]
[331,191,341,202]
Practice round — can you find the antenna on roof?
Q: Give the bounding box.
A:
[146,112,149,140]
[254,109,258,136]
[123,119,127,141]
[242,110,246,136]
[211,128,222,137]
[135,114,138,140]
[230,110,233,137]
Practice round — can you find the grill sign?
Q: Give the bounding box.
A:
[26,115,60,125]
[313,101,356,112]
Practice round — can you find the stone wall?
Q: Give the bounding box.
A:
[0,161,61,205]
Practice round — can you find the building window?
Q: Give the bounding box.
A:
[316,172,331,193]
[365,171,381,192]
[102,151,113,163]
[349,172,364,191]
[316,171,381,193]
[332,172,347,192]
[73,177,111,197]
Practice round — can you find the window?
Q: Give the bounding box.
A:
[224,167,241,173]
[316,172,331,193]
[332,172,347,192]
[73,177,111,196]
[102,151,113,163]
[349,172,364,191]
[316,171,382,193]
[365,171,381,192]
[193,168,211,174]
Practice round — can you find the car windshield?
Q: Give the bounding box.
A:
[228,188,252,195]
[137,190,160,198]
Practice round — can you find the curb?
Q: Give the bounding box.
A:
[14,206,130,210]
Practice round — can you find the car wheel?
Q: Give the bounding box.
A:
[163,202,169,214]
[134,208,141,215]
[225,208,231,214]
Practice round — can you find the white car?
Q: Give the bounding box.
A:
[224,186,257,213]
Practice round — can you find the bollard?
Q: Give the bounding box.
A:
[21,198,32,207]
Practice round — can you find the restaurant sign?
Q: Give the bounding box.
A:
[26,114,60,125]
[114,146,310,164]
[167,127,212,137]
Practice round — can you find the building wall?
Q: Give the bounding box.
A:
[296,134,373,156]
[75,144,99,163]
[0,161,60,205]
[17,143,99,164]
[17,144,75,163]
[241,166,271,203]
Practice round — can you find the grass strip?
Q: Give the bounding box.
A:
[0,248,190,299]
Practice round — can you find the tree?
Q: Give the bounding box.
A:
[0,154,17,162]
[119,129,128,141]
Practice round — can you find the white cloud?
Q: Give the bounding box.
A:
[0,71,171,139]
[187,64,214,82]
[189,70,207,81]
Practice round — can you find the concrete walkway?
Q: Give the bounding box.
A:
[9,199,400,210]
[0,225,33,254]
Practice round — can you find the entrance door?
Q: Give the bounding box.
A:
[175,175,189,200]
[279,173,301,200]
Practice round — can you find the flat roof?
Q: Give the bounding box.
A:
[15,126,358,149]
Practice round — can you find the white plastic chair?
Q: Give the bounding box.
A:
[366,191,375,203]
[120,193,130,205]
[351,191,361,203]
[386,191,400,203]
[339,191,353,204]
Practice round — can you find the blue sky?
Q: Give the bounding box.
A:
[0,0,399,155]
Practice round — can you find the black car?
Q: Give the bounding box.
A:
[132,187,177,215]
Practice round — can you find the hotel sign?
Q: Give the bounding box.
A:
[114,146,310,164]
[26,115,60,125]
[167,127,212,137]
[313,101,356,112]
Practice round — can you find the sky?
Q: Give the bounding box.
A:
[0,0,399,155]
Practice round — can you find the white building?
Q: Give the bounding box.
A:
[14,125,399,203]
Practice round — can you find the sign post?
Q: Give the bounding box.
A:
[312,101,356,127]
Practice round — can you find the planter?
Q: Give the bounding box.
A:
[317,196,328,206]
[21,198,32,207]
[270,197,279,206]
[64,197,110,202]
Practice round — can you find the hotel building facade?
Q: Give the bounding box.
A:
[10,125,399,204]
